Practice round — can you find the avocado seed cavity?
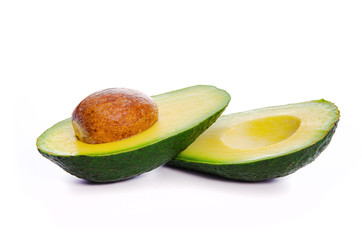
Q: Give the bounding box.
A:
[72,88,158,144]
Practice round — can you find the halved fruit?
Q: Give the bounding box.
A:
[37,85,231,182]
[168,100,339,181]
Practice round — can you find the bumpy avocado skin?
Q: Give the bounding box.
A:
[168,121,338,182]
[38,106,227,183]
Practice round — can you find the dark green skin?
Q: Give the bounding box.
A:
[38,107,227,183]
[167,122,338,182]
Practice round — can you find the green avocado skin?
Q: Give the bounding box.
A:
[167,122,338,182]
[38,107,227,183]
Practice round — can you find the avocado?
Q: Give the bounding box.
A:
[168,100,339,181]
[36,85,231,182]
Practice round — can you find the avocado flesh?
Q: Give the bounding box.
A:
[37,85,231,182]
[168,100,339,181]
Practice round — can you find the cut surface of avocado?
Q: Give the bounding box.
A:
[168,100,339,181]
[37,85,230,182]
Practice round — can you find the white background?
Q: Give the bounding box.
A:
[2,0,361,239]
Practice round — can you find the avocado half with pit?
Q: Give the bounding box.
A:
[168,100,339,181]
[37,85,231,182]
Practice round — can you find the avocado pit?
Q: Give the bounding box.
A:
[72,88,158,144]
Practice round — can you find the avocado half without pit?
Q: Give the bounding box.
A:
[168,100,339,181]
[36,85,231,182]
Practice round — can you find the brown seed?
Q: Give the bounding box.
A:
[72,88,158,144]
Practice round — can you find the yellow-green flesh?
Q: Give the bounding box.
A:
[37,86,229,156]
[178,100,339,164]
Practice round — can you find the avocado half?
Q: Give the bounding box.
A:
[168,100,339,181]
[37,85,231,182]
